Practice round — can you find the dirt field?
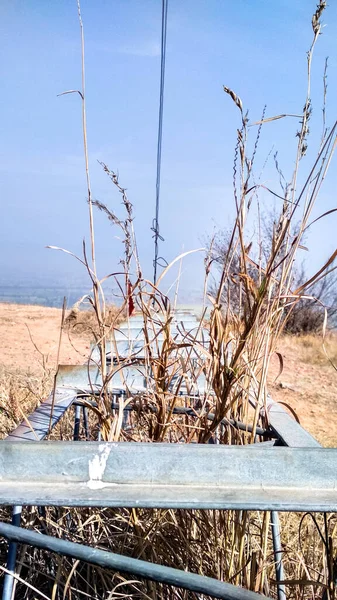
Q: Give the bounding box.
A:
[0,302,336,446]
[269,335,337,446]
[0,303,90,371]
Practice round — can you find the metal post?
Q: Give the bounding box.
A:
[271,511,286,600]
[121,393,129,430]
[82,406,90,440]
[73,405,81,441]
[2,505,22,600]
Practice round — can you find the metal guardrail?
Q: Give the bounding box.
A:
[0,309,334,600]
[0,442,336,510]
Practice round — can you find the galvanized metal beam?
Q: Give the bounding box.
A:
[265,395,320,448]
[5,388,77,442]
[56,364,148,393]
[0,442,336,511]
[5,363,89,442]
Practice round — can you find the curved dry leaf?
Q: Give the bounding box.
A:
[47,245,98,281]
[98,272,126,285]
[156,248,205,287]
[294,248,337,294]
[304,208,337,232]
[250,114,302,126]
[57,89,84,100]
[273,351,284,383]
[46,245,86,266]
[276,401,300,423]
[207,294,217,306]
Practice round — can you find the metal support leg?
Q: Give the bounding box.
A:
[2,505,22,600]
[271,511,286,600]
[121,394,129,431]
[82,406,90,440]
[73,405,81,441]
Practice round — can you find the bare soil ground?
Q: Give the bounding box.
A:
[0,303,336,446]
[0,303,90,372]
[269,334,337,447]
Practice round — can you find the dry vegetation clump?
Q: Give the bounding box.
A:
[64,304,123,339]
[289,332,337,366]
[0,503,335,599]
[0,366,52,439]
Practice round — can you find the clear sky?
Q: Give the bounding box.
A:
[1,0,337,303]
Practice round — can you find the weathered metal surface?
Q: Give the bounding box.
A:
[94,310,209,363]
[5,388,77,442]
[0,522,270,600]
[58,362,209,396]
[107,328,210,343]
[3,364,85,600]
[107,328,147,342]
[5,363,105,442]
[92,337,209,362]
[265,396,320,448]
[56,364,147,393]
[0,443,336,510]
[121,312,200,330]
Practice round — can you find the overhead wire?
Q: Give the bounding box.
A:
[152,0,169,285]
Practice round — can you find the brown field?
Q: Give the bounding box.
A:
[0,303,90,370]
[269,334,337,447]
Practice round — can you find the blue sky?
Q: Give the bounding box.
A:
[1,0,337,302]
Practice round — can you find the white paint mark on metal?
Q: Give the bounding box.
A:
[87,444,112,490]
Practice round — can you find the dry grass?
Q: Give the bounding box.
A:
[64,304,123,339]
[287,332,337,366]
[0,366,52,439]
[268,332,337,448]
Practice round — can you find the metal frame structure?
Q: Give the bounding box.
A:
[1,310,335,600]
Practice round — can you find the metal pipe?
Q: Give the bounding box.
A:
[82,406,90,440]
[73,405,81,441]
[122,408,129,430]
[74,398,273,438]
[80,401,272,438]
[271,511,286,600]
[0,521,271,600]
[2,506,22,600]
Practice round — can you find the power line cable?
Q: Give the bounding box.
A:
[152,0,168,285]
